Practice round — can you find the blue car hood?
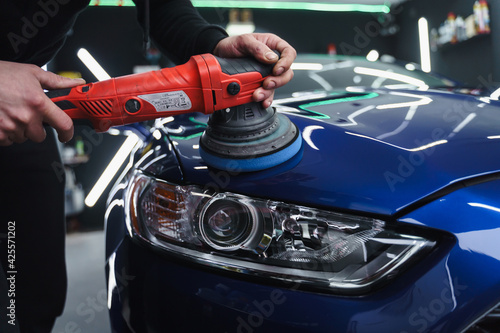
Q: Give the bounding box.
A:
[157,89,500,216]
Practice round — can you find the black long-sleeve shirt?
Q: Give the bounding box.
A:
[0,0,228,66]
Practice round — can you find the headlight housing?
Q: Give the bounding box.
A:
[126,172,437,294]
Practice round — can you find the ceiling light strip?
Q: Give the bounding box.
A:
[89,0,390,13]
[418,17,431,73]
[84,134,140,207]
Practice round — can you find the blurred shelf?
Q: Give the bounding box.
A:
[436,32,491,52]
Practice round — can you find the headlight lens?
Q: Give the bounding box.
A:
[127,172,437,294]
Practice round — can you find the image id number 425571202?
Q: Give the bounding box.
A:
[6,221,16,326]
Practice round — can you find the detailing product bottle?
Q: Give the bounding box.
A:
[474,0,485,33]
[480,0,491,33]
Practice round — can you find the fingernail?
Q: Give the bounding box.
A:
[275,67,284,76]
[266,81,276,89]
[265,51,278,61]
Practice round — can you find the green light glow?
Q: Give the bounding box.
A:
[299,92,379,118]
[169,132,203,141]
[89,0,134,6]
[188,116,208,128]
[192,1,390,13]
[88,0,390,13]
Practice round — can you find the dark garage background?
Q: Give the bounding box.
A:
[46,1,497,332]
[50,0,498,230]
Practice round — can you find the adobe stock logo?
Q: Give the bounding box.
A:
[7,0,71,54]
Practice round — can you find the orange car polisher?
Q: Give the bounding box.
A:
[47,53,302,172]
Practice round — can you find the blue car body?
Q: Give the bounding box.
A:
[105,56,500,332]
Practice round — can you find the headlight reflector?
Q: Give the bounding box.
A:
[127,172,437,293]
[199,195,273,252]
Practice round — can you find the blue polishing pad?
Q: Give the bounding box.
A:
[200,133,302,172]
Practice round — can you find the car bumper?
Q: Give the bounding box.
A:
[105,180,500,333]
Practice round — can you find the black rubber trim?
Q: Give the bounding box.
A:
[45,88,72,99]
[215,56,275,78]
[393,171,500,219]
[54,100,77,110]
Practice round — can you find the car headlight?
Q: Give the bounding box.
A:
[126,171,437,294]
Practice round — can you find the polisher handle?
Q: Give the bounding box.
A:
[46,53,278,132]
[206,53,277,111]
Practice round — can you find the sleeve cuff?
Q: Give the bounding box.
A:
[194,25,229,55]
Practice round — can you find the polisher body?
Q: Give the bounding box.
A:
[47,53,273,132]
[48,53,302,171]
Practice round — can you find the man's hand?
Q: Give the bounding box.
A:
[213,33,296,108]
[0,61,85,146]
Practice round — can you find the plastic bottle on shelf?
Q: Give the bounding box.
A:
[327,43,337,55]
[456,16,467,42]
[480,0,491,33]
[474,0,485,34]
[447,12,457,43]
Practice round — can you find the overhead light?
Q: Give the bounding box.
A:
[77,48,111,81]
[366,50,379,62]
[77,46,129,208]
[291,63,324,70]
[490,88,500,100]
[418,17,431,73]
[354,67,428,88]
[89,0,390,13]
[450,113,476,135]
[226,8,256,36]
[346,132,447,152]
[152,130,162,140]
[85,134,140,207]
[302,125,324,150]
[192,1,390,13]
[226,23,256,36]
[468,203,500,214]
[376,91,432,109]
[198,1,390,13]
[405,63,417,71]
[407,140,447,152]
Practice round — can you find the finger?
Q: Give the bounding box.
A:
[253,87,273,104]
[34,67,85,90]
[235,34,279,64]
[12,135,28,144]
[255,37,295,75]
[6,129,26,144]
[247,34,296,75]
[262,91,275,109]
[41,98,74,143]
[272,44,296,76]
[25,122,47,143]
[0,118,26,144]
[0,136,13,146]
[263,68,294,90]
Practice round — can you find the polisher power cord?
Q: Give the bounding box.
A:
[47,53,276,132]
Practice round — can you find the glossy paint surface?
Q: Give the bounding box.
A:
[158,89,500,216]
[399,179,500,332]
[105,78,500,331]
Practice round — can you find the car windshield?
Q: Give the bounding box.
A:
[276,55,458,98]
